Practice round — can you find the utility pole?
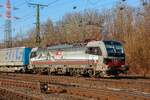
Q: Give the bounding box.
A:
[28,3,48,46]
[2,0,19,48]
[5,0,12,48]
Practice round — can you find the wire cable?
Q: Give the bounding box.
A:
[48,0,60,6]
[13,0,27,8]
[93,0,116,10]
[87,0,101,5]
[41,0,76,18]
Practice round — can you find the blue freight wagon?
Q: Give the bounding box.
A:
[0,47,31,72]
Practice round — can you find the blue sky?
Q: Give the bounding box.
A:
[0,0,140,41]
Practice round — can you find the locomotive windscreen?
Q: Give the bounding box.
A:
[104,41,125,57]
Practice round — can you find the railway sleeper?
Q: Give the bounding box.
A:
[0,87,42,100]
[0,78,41,92]
[40,82,150,100]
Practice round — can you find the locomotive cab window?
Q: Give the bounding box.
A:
[30,52,37,58]
[104,41,125,57]
[86,47,102,56]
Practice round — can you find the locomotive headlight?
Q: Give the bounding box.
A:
[103,58,111,65]
[121,65,129,70]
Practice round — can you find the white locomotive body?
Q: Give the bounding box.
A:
[29,40,128,77]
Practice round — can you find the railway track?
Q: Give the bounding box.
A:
[0,73,149,93]
[0,73,150,100]
[45,83,150,100]
[0,87,42,100]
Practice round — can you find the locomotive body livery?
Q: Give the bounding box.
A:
[29,40,128,77]
[0,40,128,77]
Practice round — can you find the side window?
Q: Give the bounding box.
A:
[30,52,37,58]
[86,47,102,56]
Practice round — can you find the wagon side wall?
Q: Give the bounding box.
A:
[0,47,31,66]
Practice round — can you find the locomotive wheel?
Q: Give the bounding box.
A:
[69,68,80,77]
[32,68,41,74]
[88,70,94,77]
[95,71,105,78]
[20,68,26,73]
[48,72,57,76]
[70,70,76,76]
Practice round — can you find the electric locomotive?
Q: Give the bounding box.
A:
[29,40,128,77]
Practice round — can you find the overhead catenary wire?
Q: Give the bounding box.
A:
[48,0,60,6]
[86,0,101,5]
[13,0,27,10]
[14,12,34,23]
[13,0,25,6]
[46,0,77,9]
[93,0,116,10]
[40,0,78,22]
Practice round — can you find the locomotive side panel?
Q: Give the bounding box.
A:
[30,47,99,76]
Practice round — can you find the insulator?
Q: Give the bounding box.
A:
[120,7,124,10]
[0,4,3,7]
[88,21,92,25]
[80,20,82,23]
[14,17,20,20]
[73,6,77,9]
[143,2,148,6]
[13,7,19,10]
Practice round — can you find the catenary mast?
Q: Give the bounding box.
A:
[4,0,12,48]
